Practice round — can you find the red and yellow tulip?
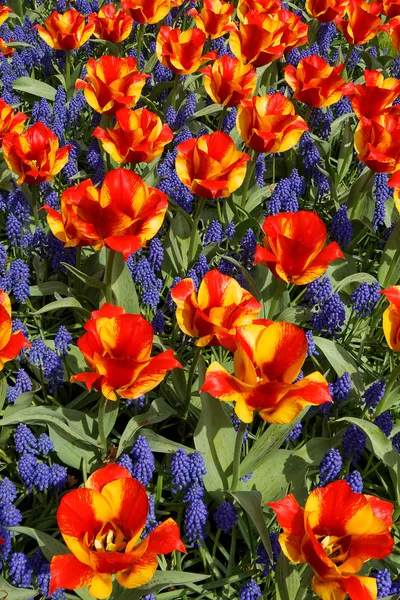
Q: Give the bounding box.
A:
[76,56,149,116]
[34,10,95,50]
[71,304,182,401]
[255,211,344,285]
[284,55,349,108]
[382,15,400,51]
[335,0,382,45]
[2,122,70,185]
[88,4,133,43]
[156,26,217,75]
[43,168,168,260]
[345,69,400,118]
[92,108,173,165]
[388,170,400,212]
[354,113,400,173]
[0,38,14,57]
[237,0,282,22]
[171,269,262,352]
[305,0,348,21]
[187,0,236,39]
[237,93,308,153]
[381,286,400,351]
[0,100,28,147]
[122,0,172,24]
[0,291,31,371]
[383,0,400,17]
[201,56,257,107]
[175,131,250,198]
[49,464,186,599]
[269,480,394,600]
[0,6,12,27]
[202,321,332,423]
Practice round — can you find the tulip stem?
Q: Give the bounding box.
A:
[240,149,257,208]
[217,106,228,131]
[136,24,145,71]
[183,346,202,419]
[188,197,206,265]
[31,185,39,228]
[171,74,179,110]
[231,421,246,492]
[104,248,116,305]
[341,44,354,76]
[17,0,23,19]
[98,397,108,453]
[65,51,71,100]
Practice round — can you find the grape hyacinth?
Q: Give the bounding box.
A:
[214,502,238,533]
[131,435,155,486]
[345,470,363,493]
[374,412,393,437]
[361,380,386,412]
[350,282,381,317]
[240,579,262,600]
[329,372,351,404]
[318,449,342,486]
[331,205,353,248]
[371,569,392,598]
[342,425,366,465]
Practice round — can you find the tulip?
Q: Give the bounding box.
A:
[92,107,173,164]
[171,269,262,351]
[269,480,394,600]
[255,211,344,285]
[2,122,70,185]
[0,99,28,147]
[381,286,400,351]
[88,4,133,43]
[49,464,186,599]
[229,10,307,67]
[388,170,400,213]
[71,304,182,401]
[354,113,400,173]
[202,321,332,423]
[175,131,250,198]
[284,55,349,108]
[335,0,382,45]
[34,10,95,50]
[187,0,236,39]
[382,15,400,51]
[305,0,348,21]
[43,168,168,260]
[156,26,217,75]
[0,7,13,27]
[122,0,172,24]
[237,0,282,22]
[344,69,400,118]
[76,56,149,115]
[383,0,400,17]
[200,55,257,107]
[0,38,14,57]
[0,291,31,371]
[237,93,308,153]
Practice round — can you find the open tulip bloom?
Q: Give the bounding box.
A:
[269,480,394,600]
[34,9,95,50]
[0,290,31,370]
[49,464,186,599]
[381,286,400,351]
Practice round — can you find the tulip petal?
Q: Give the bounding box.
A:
[119,349,183,398]
[311,577,347,600]
[365,494,394,528]
[201,360,254,422]
[49,555,105,597]
[342,575,378,600]
[115,553,159,589]
[100,477,149,544]
[147,518,187,554]
[86,463,132,492]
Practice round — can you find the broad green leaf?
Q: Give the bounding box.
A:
[165,212,196,273]
[12,76,57,100]
[33,297,90,318]
[240,409,308,476]
[337,417,400,503]
[277,306,312,324]
[112,572,209,600]
[49,424,100,470]
[29,282,70,297]
[231,490,273,560]
[140,428,195,454]
[275,556,301,600]
[191,104,222,119]
[347,170,375,225]
[0,576,37,599]
[99,398,120,440]
[65,343,89,375]
[314,337,364,393]
[336,121,354,184]
[109,251,139,313]
[378,222,400,288]
[194,355,236,497]
[10,526,68,561]
[117,398,176,456]
[62,263,106,290]
[333,272,377,293]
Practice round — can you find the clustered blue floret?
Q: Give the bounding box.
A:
[318,449,342,486]
[214,502,238,533]
[350,282,381,317]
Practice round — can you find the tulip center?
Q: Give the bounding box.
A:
[318,534,350,566]
[93,523,127,553]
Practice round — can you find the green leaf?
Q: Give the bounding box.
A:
[49,424,100,470]
[378,222,400,288]
[9,526,68,561]
[61,262,107,290]
[117,398,176,456]
[333,272,377,293]
[231,490,273,560]
[191,104,222,119]
[112,571,210,600]
[336,121,354,185]
[337,417,400,503]
[140,428,195,454]
[64,343,89,375]
[33,297,90,318]
[194,355,236,497]
[110,251,139,313]
[240,409,308,477]
[277,306,312,324]
[346,170,375,225]
[0,576,38,599]
[12,76,57,100]
[275,556,301,600]
[29,281,70,297]
[165,212,196,274]
[314,337,364,393]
